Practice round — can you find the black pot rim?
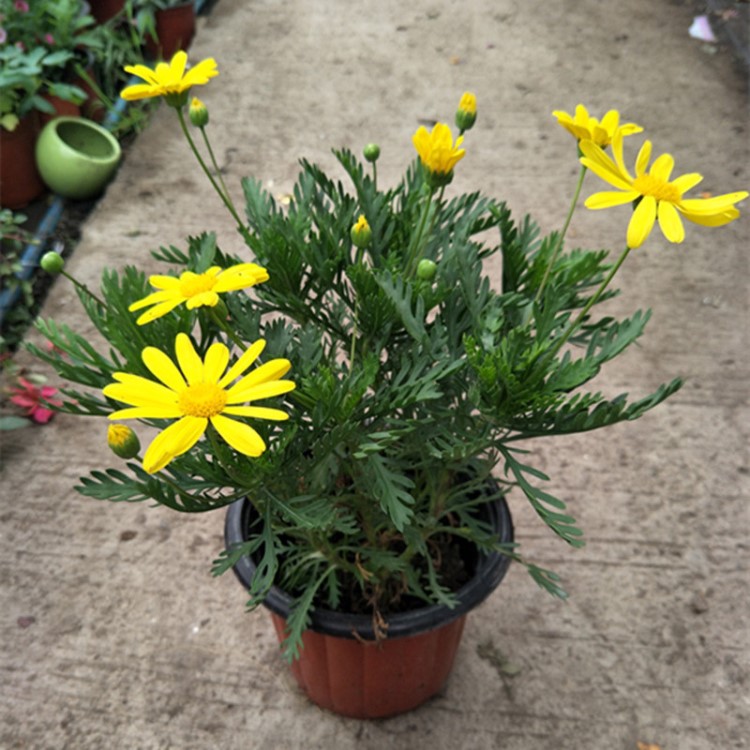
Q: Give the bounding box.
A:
[224,485,514,640]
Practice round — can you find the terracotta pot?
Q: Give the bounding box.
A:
[145,2,196,60]
[35,117,121,200]
[0,112,46,210]
[89,0,126,23]
[40,95,82,126]
[225,484,514,719]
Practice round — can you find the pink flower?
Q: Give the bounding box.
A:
[14,1,29,12]
[44,33,55,45]
[0,28,7,45]
[9,378,62,424]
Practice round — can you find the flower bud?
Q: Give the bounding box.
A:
[40,251,64,274]
[455,91,477,132]
[363,143,380,162]
[416,258,437,281]
[107,424,141,460]
[350,214,372,248]
[189,97,209,128]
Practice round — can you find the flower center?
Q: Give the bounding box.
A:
[179,272,217,299]
[178,383,227,418]
[633,174,681,204]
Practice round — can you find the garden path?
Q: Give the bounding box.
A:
[1,1,748,748]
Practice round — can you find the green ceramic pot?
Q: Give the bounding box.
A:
[35,117,121,200]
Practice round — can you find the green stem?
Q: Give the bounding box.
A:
[199,126,232,203]
[535,164,587,303]
[61,269,107,308]
[176,108,250,241]
[210,308,247,351]
[372,161,378,192]
[542,245,632,365]
[405,185,442,277]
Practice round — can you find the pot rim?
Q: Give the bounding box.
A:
[40,116,121,165]
[224,482,514,640]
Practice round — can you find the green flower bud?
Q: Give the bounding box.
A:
[189,97,209,128]
[363,143,380,162]
[351,214,372,248]
[455,91,477,132]
[417,258,437,281]
[40,251,65,274]
[107,424,141,460]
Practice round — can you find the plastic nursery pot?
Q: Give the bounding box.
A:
[145,2,197,60]
[225,486,514,719]
[0,112,46,210]
[40,95,82,126]
[89,0,127,24]
[35,117,121,201]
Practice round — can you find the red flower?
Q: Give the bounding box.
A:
[9,378,62,424]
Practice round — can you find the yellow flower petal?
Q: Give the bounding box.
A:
[680,207,740,227]
[226,379,296,404]
[671,173,703,194]
[657,200,685,243]
[210,414,265,457]
[174,334,204,385]
[217,339,265,388]
[203,342,230,383]
[135,299,184,325]
[222,405,290,420]
[651,153,675,182]
[143,415,207,474]
[108,405,183,420]
[142,346,187,392]
[627,196,657,249]
[679,192,748,214]
[634,140,652,178]
[225,360,292,400]
[584,190,640,209]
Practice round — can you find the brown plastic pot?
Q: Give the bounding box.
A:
[89,0,126,23]
[225,484,513,719]
[0,112,46,210]
[40,95,82,126]
[145,2,196,60]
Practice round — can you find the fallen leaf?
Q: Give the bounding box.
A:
[636,742,662,750]
[17,616,36,629]
[448,55,462,65]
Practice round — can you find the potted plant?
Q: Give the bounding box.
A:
[0,0,100,122]
[135,0,195,60]
[0,45,50,208]
[29,54,748,718]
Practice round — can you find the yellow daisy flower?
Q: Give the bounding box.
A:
[103,334,295,474]
[121,51,218,104]
[580,132,748,249]
[412,122,465,187]
[552,104,642,147]
[128,263,269,325]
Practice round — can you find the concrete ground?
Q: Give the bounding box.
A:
[1,0,748,748]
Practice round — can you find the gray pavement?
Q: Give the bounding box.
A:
[1,1,748,748]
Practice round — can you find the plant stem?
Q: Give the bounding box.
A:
[175,108,250,241]
[209,307,247,351]
[535,164,587,303]
[61,269,107,308]
[199,126,232,203]
[405,185,441,277]
[542,245,632,364]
